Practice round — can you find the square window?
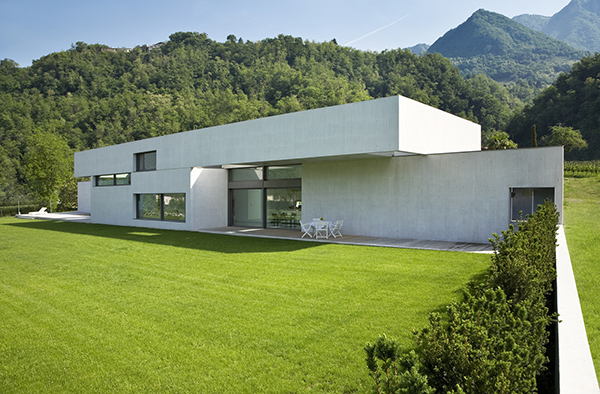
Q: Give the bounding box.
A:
[136,151,156,171]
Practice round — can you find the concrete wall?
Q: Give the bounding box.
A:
[189,167,228,230]
[302,147,563,244]
[74,96,480,177]
[89,167,229,231]
[77,181,91,213]
[90,168,192,230]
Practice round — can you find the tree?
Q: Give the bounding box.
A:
[542,124,588,152]
[24,130,73,211]
[485,131,518,150]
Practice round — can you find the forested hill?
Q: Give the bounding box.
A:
[508,53,600,161]
[428,9,587,92]
[0,32,520,202]
[514,0,600,53]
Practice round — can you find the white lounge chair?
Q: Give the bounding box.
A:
[28,207,48,215]
[329,220,343,238]
[300,221,314,238]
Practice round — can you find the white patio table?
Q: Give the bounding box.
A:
[311,220,332,239]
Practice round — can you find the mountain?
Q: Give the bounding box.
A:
[513,0,600,53]
[427,9,587,95]
[405,43,430,55]
[512,14,551,31]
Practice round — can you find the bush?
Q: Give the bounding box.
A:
[366,201,559,394]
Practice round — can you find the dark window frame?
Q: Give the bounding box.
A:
[135,193,186,222]
[95,173,131,186]
[510,187,555,222]
[135,151,157,172]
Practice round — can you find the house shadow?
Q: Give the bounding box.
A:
[6,220,320,254]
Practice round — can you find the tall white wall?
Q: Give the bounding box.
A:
[302,147,563,244]
[77,181,91,213]
[189,167,228,230]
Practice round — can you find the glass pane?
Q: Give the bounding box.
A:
[266,188,301,229]
[266,165,302,180]
[231,167,263,181]
[115,173,130,185]
[137,194,161,220]
[533,188,554,210]
[137,151,156,171]
[143,151,156,171]
[512,188,533,220]
[232,189,263,227]
[97,175,114,186]
[163,194,186,221]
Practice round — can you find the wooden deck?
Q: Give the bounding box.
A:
[200,227,493,253]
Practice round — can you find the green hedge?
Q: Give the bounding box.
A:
[366,201,559,394]
[0,204,42,217]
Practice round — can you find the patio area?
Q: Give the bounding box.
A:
[13,213,492,253]
[200,226,493,253]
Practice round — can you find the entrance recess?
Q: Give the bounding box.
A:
[229,165,302,229]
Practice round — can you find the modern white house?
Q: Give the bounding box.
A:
[74,95,563,244]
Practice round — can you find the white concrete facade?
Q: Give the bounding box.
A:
[74,95,563,243]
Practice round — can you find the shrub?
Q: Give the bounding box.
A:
[366,201,559,394]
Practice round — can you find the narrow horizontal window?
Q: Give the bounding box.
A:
[95,173,131,186]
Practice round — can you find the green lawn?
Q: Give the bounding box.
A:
[564,176,600,380]
[0,217,489,393]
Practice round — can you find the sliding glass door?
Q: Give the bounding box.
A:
[229,165,301,229]
[231,189,263,227]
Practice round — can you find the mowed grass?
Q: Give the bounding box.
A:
[0,217,489,393]
[564,177,600,380]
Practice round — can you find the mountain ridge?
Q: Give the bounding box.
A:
[513,0,600,52]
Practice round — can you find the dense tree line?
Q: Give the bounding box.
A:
[0,32,521,204]
[507,53,600,160]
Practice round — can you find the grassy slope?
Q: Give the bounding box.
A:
[564,176,600,379]
[0,218,489,393]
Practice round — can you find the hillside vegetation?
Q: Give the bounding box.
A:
[508,53,600,160]
[428,9,588,100]
[0,32,519,203]
[514,0,600,53]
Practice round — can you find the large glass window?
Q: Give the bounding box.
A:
[136,193,185,222]
[267,188,302,228]
[95,173,130,186]
[511,188,554,221]
[163,194,186,221]
[228,165,301,229]
[232,189,263,227]
[136,151,156,172]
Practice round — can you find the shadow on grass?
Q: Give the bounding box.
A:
[5,220,319,254]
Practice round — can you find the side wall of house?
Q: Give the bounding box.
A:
[189,167,228,230]
[90,168,192,230]
[302,147,563,244]
[77,181,91,213]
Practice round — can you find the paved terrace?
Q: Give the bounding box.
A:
[201,226,494,253]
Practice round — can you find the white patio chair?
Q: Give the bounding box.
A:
[314,221,329,239]
[300,221,314,238]
[329,220,343,238]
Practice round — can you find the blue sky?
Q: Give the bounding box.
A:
[1,0,571,67]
